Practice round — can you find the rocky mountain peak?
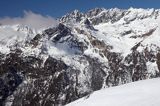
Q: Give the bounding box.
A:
[60,10,85,24]
[0,8,160,106]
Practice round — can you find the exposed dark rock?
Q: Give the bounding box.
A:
[121,30,132,36]
[30,34,43,47]
[157,53,160,71]
[0,67,22,105]
[87,8,126,25]
[130,28,156,38]
[86,56,106,90]
[60,10,85,23]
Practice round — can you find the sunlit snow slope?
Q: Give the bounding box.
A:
[67,78,160,106]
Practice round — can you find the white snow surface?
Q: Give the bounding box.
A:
[67,78,160,106]
[0,24,36,54]
[94,18,160,56]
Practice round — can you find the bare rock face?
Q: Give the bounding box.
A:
[87,8,126,25]
[157,53,160,71]
[0,8,160,106]
[0,50,80,105]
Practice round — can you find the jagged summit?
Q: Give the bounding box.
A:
[60,7,160,26]
[60,9,85,24]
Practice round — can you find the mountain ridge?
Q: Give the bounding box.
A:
[0,8,160,105]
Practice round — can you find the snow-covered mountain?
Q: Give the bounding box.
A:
[67,78,160,106]
[0,8,160,106]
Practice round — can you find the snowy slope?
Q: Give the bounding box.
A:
[67,78,160,106]
[0,24,36,54]
[93,8,160,56]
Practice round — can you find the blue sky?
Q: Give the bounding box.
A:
[0,0,160,18]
